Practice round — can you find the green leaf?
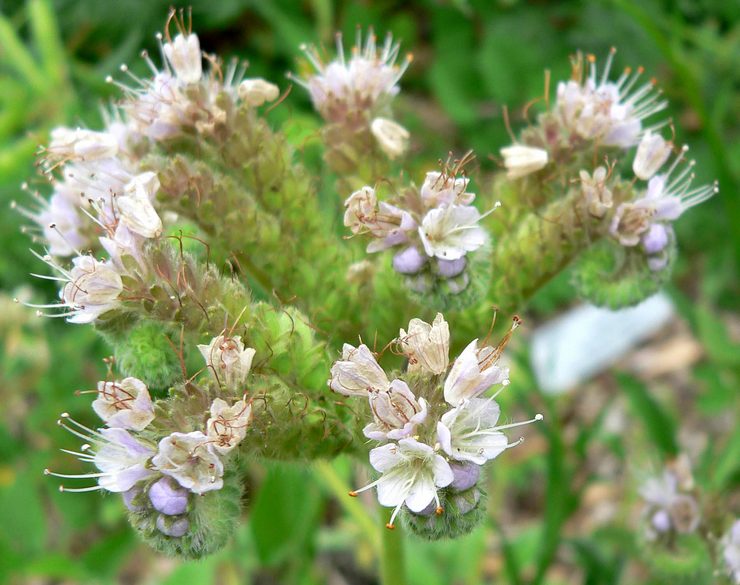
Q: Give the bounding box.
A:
[249,463,322,566]
[617,373,678,457]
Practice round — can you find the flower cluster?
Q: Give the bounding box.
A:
[329,314,541,533]
[639,458,700,540]
[111,11,279,140]
[17,13,283,326]
[46,334,255,540]
[292,29,411,159]
[555,49,668,149]
[609,133,718,271]
[344,166,494,299]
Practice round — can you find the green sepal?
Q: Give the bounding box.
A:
[403,486,487,540]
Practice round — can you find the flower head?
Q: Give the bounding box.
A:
[294,29,411,123]
[352,438,453,528]
[610,145,717,253]
[399,313,450,375]
[556,49,668,148]
[363,380,428,441]
[47,413,155,493]
[197,335,256,388]
[152,431,224,494]
[419,205,488,261]
[329,343,390,396]
[92,377,155,431]
[206,398,252,454]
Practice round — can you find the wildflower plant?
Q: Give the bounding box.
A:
[12,7,724,572]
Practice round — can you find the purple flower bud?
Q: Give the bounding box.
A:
[393,246,426,274]
[651,509,671,533]
[641,223,669,255]
[448,461,481,492]
[149,477,189,515]
[446,273,470,294]
[156,514,189,537]
[437,257,466,278]
[122,486,144,512]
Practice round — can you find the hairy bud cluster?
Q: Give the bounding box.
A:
[344,167,496,307]
[329,314,541,536]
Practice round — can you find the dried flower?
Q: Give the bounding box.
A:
[399,313,450,375]
[197,335,256,388]
[370,117,410,158]
[633,131,672,180]
[579,166,613,218]
[329,343,389,396]
[206,398,252,454]
[152,431,224,494]
[363,380,428,441]
[238,78,280,106]
[92,377,155,431]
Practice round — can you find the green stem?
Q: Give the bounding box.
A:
[380,511,406,585]
[313,460,381,553]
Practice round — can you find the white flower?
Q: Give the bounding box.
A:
[329,343,390,396]
[294,29,410,123]
[420,171,475,207]
[121,71,185,140]
[59,255,123,323]
[363,380,428,441]
[38,193,88,257]
[500,145,548,179]
[46,127,119,162]
[610,147,717,247]
[238,78,280,106]
[633,131,672,180]
[163,33,202,84]
[152,431,224,494]
[206,398,252,454]
[399,313,449,375]
[92,377,155,431]
[351,438,454,528]
[419,205,488,261]
[722,520,740,584]
[437,399,541,465]
[197,335,256,388]
[444,339,510,406]
[48,413,155,493]
[370,117,409,159]
[344,187,416,252]
[579,166,613,218]
[117,172,163,238]
[555,50,668,148]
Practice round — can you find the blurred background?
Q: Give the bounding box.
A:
[0,0,737,583]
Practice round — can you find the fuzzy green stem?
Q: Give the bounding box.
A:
[380,512,406,585]
[489,187,598,316]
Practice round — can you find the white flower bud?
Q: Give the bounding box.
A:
[329,343,389,396]
[197,335,256,388]
[399,313,449,375]
[238,78,280,106]
[633,131,672,180]
[117,172,163,238]
[48,127,119,161]
[163,33,202,84]
[500,145,549,179]
[370,117,409,159]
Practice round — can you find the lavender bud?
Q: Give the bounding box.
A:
[437,257,467,278]
[648,254,669,272]
[122,486,145,512]
[411,499,438,517]
[651,509,672,533]
[156,514,190,538]
[393,246,427,274]
[642,223,669,255]
[448,461,481,492]
[149,477,189,515]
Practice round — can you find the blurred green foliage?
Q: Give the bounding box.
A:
[0,0,737,583]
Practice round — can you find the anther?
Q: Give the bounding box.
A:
[348,490,358,497]
[385,522,395,530]
[435,506,444,516]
